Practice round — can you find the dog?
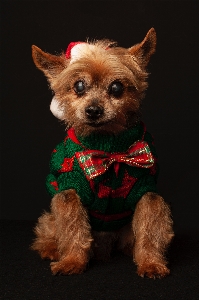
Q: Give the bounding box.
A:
[31,28,174,278]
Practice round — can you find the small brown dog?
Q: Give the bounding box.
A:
[31,28,174,278]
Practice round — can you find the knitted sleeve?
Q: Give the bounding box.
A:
[46,138,94,204]
[46,140,68,197]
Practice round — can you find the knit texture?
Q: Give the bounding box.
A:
[46,123,158,231]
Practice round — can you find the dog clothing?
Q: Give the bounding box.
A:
[46,122,158,231]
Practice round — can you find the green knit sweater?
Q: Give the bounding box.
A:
[46,122,158,231]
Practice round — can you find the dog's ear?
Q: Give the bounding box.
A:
[32,45,66,80]
[128,28,156,66]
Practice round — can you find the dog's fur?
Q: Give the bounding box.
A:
[31,28,174,278]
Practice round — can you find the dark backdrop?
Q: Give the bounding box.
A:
[1,1,199,238]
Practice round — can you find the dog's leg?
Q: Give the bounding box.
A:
[31,212,59,261]
[132,192,174,278]
[50,189,93,275]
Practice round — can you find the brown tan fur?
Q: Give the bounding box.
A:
[31,28,174,278]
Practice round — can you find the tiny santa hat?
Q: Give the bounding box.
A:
[65,42,83,59]
[66,41,97,64]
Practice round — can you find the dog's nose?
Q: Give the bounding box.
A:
[85,105,104,120]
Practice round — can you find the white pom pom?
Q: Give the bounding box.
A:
[50,97,64,120]
[70,43,96,63]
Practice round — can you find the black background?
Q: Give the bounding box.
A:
[1,1,199,238]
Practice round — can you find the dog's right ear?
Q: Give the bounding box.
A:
[128,28,156,67]
[32,45,66,80]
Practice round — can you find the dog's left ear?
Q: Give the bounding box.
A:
[128,28,156,66]
[32,45,66,81]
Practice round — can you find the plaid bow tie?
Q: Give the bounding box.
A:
[75,140,154,180]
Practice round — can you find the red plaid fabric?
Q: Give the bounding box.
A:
[75,140,154,180]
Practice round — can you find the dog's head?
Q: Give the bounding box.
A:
[32,28,156,136]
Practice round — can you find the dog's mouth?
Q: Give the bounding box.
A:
[85,120,111,127]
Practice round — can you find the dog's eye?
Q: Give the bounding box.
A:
[74,80,86,95]
[109,81,124,98]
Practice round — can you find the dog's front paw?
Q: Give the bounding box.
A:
[137,263,170,279]
[31,240,59,261]
[39,248,59,261]
[50,256,87,275]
